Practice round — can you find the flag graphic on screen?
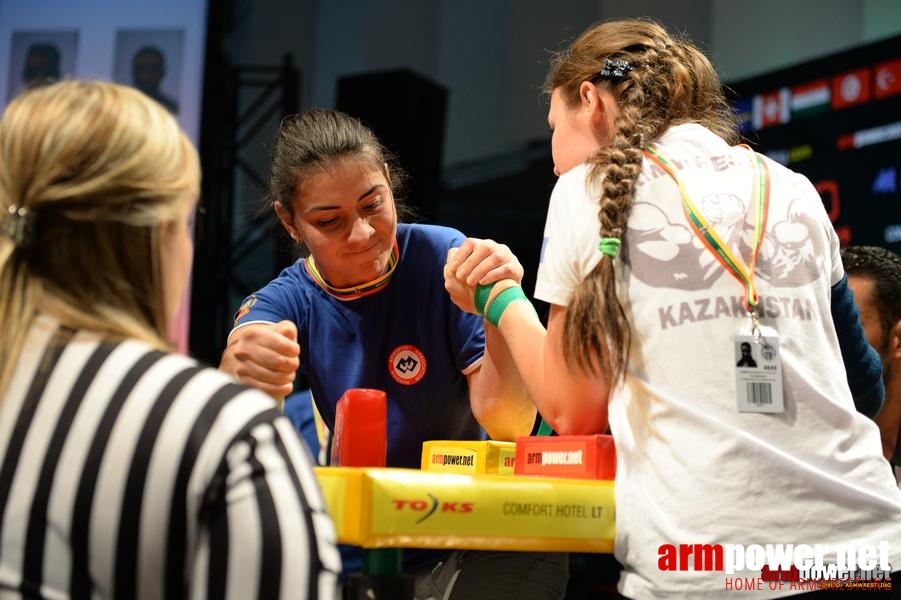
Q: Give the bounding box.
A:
[752,88,790,129]
[832,67,871,109]
[791,79,830,119]
[874,58,901,99]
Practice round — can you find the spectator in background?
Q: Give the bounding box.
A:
[132,45,179,114]
[21,42,60,87]
[842,244,901,484]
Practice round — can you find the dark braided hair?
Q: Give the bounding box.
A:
[544,18,739,382]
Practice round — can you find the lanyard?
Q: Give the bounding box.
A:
[643,144,770,321]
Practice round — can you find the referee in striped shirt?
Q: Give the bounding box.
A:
[0,80,341,599]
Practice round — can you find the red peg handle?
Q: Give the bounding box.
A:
[330,388,388,467]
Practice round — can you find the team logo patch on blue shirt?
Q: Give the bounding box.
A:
[388,344,427,385]
[234,295,257,325]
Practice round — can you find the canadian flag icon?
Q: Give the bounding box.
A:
[751,88,789,129]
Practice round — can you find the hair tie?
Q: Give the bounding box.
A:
[1,205,36,251]
[598,237,621,258]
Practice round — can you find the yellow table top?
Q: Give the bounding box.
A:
[315,466,615,553]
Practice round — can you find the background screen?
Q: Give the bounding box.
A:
[727,34,901,253]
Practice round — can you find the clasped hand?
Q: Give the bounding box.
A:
[444,238,524,314]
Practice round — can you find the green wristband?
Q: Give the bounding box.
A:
[474,283,494,315]
[537,418,554,436]
[485,285,530,327]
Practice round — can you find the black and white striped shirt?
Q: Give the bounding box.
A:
[0,315,341,599]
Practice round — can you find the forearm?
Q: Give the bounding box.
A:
[478,280,609,435]
[495,300,609,435]
[469,318,537,441]
[831,274,885,417]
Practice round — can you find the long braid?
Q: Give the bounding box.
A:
[563,65,662,380]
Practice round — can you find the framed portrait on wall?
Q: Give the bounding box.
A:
[6,29,78,101]
[112,28,184,115]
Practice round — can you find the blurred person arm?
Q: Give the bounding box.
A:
[447,240,609,436]
[220,320,300,398]
[874,318,901,461]
[832,273,885,418]
[447,239,537,441]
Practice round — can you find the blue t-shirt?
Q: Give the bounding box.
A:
[233,223,486,469]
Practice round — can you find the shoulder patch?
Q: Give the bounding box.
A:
[234,295,258,325]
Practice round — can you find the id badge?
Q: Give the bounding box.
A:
[734,325,784,413]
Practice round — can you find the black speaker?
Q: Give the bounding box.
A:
[336,68,447,223]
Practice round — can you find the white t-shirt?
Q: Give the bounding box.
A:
[536,123,901,598]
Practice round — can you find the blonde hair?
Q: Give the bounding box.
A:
[0,80,200,393]
[545,18,738,382]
